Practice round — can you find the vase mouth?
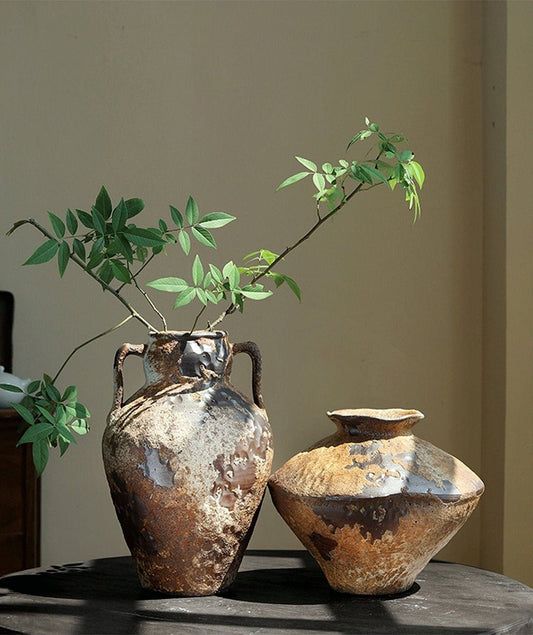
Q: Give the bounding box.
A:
[327,408,424,439]
[148,330,226,341]
[327,408,424,423]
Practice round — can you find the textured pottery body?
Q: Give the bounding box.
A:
[268,408,484,595]
[102,331,272,595]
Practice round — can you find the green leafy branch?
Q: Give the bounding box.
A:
[0,375,90,475]
[207,117,425,329]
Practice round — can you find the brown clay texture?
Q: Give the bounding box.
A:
[102,331,272,595]
[268,408,483,595]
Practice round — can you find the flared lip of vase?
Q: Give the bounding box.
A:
[148,329,227,341]
[327,408,424,422]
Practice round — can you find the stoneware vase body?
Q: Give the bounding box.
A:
[102,331,272,595]
[269,408,484,595]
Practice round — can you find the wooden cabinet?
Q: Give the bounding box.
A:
[0,291,40,575]
[0,409,40,575]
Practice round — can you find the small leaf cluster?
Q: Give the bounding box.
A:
[277,117,425,219]
[148,254,282,313]
[240,250,302,301]
[0,376,90,475]
[168,197,235,255]
[23,187,236,286]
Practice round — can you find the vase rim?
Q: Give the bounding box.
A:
[327,408,424,422]
[148,330,226,340]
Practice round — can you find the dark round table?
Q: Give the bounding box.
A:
[0,550,531,634]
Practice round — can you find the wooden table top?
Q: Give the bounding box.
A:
[0,550,531,634]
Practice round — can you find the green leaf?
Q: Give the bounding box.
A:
[57,423,76,444]
[147,277,189,292]
[112,198,128,233]
[197,212,236,229]
[58,437,70,456]
[283,275,302,301]
[209,264,223,283]
[17,422,54,446]
[240,289,273,300]
[259,249,278,265]
[312,173,326,191]
[170,205,183,228]
[174,287,196,308]
[205,289,220,304]
[12,403,35,424]
[75,403,90,419]
[0,383,23,393]
[124,227,166,248]
[71,422,88,435]
[192,255,204,286]
[295,156,317,172]
[76,209,94,229]
[185,196,199,224]
[95,186,112,219]
[91,206,107,235]
[26,380,41,394]
[191,226,216,249]
[23,240,59,266]
[48,212,65,238]
[116,235,133,263]
[125,198,144,218]
[110,259,131,283]
[228,264,240,290]
[62,385,77,402]
[57,241,70,277]
[222,261,234,279]
[360,164,389,185]
[276,172,310,191]
[66,209,78,235]
[178,230,191,255]
[398,149,414,163]
[32,440,49,476]
[196,288,207,305]
[87,244,104,270]
[44,382,61,402]
[409,161,425,188]
[347,131,363,150]
[98,260,113,284]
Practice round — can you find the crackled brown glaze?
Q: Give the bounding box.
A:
[268,408,483,595]
[102,331,272,595]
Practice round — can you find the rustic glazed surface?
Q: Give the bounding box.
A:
[102,331,272,595]
[268,408,484,595]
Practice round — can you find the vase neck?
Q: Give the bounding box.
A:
[327,408,424,441]
[144,330,230,386]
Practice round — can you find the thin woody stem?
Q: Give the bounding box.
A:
[209,158,383,330]
[130,272,167,330]
[53,315,133,383]
[189,305,206,333]
[8,219,158,332]
[116,253,155,292]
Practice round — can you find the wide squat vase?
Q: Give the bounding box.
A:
[268,408,484,595]
[102,330,272,595]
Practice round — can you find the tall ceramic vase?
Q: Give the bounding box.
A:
[102,330,272,595]
[269,408,484,595]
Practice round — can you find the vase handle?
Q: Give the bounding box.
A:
[232,341,265,409]
[112,343,146,411]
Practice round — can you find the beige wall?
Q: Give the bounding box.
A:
[503,0,533,585]
[1,1,485,569]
